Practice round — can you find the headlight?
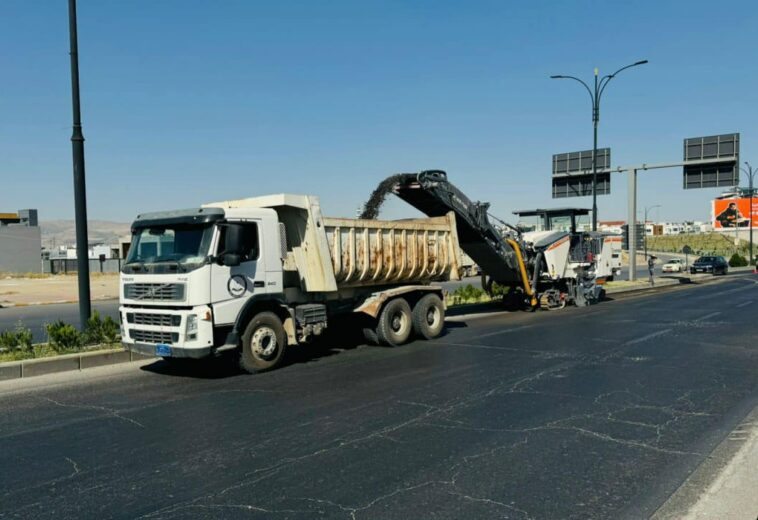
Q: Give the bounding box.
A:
[186,315,198,334]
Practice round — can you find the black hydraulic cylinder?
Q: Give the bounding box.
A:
[68,0,91,326]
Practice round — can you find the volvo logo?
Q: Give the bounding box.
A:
[227,275,248,297]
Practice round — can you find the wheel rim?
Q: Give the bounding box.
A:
[391,311,408,334]
[426,305,441,329]
[251,326,278,358]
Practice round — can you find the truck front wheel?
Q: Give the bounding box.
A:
[377,298,413,347]
[412,294,445,340]
[240,312,287,373]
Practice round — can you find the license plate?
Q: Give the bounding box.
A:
[156,344,172,357]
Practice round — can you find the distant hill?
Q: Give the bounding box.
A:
[40,220,131,249]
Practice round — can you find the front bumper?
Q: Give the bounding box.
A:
[120,305,215,358]
[125,341,213,359]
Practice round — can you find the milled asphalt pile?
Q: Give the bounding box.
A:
[359,174,406,219]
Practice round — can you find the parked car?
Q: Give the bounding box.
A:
[661,258,684,273]
[690,256,729,275]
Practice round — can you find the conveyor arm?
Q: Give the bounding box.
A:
[392,170,524,286]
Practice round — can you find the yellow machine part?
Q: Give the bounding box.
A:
[505,238,538,308]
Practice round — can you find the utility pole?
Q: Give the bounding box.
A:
[550,60,648,231]
[68,0,91,327]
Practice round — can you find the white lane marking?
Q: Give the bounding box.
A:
[467,325,534,340]
[735,300,753,308]
[438,341,533,353]
[623,329,672,346]
[695,311,722,322]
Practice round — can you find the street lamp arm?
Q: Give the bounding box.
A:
[598,75,614,99]
[598,59,648,100]
[550,75,595,107]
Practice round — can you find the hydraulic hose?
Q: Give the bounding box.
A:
[505,238,538,307]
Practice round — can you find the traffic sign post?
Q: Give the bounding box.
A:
[551,133,742,281]
[615,154,738,281]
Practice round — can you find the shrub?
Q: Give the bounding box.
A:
[15,326,33,352]
[101,316,119,344]
[0,324,33,353]
[728,253,748,267]
[83,312,120,345]
[0,330,19,351]
[451,284,487,304]
[46,320,83,352]
[489,282,509,297]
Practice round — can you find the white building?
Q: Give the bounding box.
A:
[47,244,119,260]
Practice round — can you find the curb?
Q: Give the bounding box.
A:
[447,270,754,322]
[606,268,755,297]
[0,348,155,381]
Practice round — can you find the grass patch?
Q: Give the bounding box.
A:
[445,283,512,306]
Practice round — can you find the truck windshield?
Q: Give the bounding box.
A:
[124,224,214,273]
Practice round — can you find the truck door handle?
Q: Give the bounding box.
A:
[253,281,265,288]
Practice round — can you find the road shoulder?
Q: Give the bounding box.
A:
[652,402,758,520]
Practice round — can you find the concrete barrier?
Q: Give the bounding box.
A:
[0,348,155,381]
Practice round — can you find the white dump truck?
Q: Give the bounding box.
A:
[120,194,460,372]
[120,170,618,372]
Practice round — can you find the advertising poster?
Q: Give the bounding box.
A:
[712,197,758,229]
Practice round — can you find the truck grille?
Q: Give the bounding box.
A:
[124,283,185,301]
[130,330,177,344]
[131,313,175,327]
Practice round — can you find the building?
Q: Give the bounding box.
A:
[46,243,120,261]
[597,220,625,234]
[0,209,42,273]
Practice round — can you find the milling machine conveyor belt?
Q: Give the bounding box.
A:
[392,170,522,285]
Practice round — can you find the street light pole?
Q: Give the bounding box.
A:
[68,0,91,327]
[643,204,661,260]
[741,162,756,264]
[551,60,648,231]
[592,69,599,232]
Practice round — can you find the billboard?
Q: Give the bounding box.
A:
[683,133,739,189]
[552,148,611,199]
[711,197,758,229]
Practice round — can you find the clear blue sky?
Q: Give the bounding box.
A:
[1,0,757,225]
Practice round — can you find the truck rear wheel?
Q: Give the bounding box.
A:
[412,294,445,340]
[239,312,287,373]
[376,298,413,347]
[362,324,379,345]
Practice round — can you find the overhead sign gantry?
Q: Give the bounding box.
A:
[552,148,611,198]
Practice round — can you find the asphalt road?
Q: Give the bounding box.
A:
[619,253,679,282]
[1,273,756,519]
[0,300,120,342]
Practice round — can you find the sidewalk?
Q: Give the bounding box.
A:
[653,404,758,520]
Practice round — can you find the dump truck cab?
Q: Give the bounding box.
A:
[119,205,284,360]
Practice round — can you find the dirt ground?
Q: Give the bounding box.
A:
[0,274,119,306]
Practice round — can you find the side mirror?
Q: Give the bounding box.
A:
[225,223,245,254]
[222,253,241,267]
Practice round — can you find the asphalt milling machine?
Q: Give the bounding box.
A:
[384,170,620,310]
